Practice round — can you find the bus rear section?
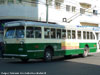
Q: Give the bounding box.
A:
[62,28,98,57]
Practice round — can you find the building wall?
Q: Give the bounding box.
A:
[0,0,99,25]
[38,0,100,26]
[0,0,39,21]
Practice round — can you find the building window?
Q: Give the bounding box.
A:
[93,10,98,15]
[55,2,61,9]
[72,6,76,12]
[80,8,85,14]
[55,0,64,9]
[66,5,70,11]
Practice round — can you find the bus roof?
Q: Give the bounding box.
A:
[5,21,65,29]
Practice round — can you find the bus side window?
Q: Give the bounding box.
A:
[51,28,56,39]
[90,32,92,39]
[96,33,99,40]
[87,32,89,39]
[72,30,76,39]
[35,27,42,38]
[44,28,50,38]
[57,29,61,39]
[67,30,71,39]
[26,27,34,38]
[62,29,66,39]
[92,32,95,39]
[77,31,81,39]
[83,31,86,39]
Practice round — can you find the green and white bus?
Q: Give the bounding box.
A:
[3,21,99,62]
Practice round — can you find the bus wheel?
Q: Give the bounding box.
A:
[21,58,29,62]
[44,48,53,62]
[82,47,89,57]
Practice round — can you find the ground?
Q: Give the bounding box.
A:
[0,53,100,75]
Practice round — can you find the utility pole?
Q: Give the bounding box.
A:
[46,0,49,23]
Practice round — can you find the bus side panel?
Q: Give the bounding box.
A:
[62,42,84,55]
[64,42,97,55]
[4,44,26,54]
[25,43,64,59]
[79,43,97,53]
[65,49,84,55]
[25,43,44,59]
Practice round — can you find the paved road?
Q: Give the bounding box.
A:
[0,53,100,75]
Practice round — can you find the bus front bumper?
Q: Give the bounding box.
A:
[3,54,27,58]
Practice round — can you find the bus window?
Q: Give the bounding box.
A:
[57,29,61,39]
[83,31,86,39]
[87,32,89,39]
[67,30,71,39]
[62,29,66,39]
[72,30,76,39]
[35,27,42,38]
[92,32,95,39]
[16,27,24,38]
[44,28,50,38]
[5,27,15,39]
[51,28,56,39]
[78,31,81,39]
[26,27,34,38]
[96,33,99,40]
[90,32,92,39]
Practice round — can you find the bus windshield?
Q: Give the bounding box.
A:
[5,27,24,38]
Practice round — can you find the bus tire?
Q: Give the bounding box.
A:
[21,58,29,62]
[82,47,89,57]
[44,48,53,62]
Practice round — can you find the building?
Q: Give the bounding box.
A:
[0,0,100,42]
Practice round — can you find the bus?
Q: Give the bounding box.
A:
[3,21,99,62]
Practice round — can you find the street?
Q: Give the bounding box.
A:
[0,53,100,75]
